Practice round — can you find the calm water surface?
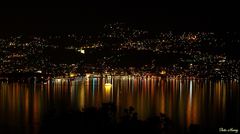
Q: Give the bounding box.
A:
[0,76,239,133]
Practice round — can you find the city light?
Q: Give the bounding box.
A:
[36,70,42,73]
[80,49,85,54]
[160,70,166,75]
[70,73,77,78]
[77,49,85,54]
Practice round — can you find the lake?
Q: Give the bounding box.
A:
[0,76,239,133]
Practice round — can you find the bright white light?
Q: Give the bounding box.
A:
[80,49,85,54]
[189,80,192,104]
[36,70,42,73]
[77,49,85,54]
[219,59,225,63]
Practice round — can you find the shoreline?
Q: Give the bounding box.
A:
[0,73,239,83]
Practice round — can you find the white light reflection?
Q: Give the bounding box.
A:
[190,80,193,105]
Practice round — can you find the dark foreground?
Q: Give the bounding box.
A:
[39,103,204,134]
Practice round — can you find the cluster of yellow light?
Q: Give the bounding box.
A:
[104,83,112,102]
[160,70,166,75]
[70,73,77,78]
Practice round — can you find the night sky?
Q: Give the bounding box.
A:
[0,4,239,34]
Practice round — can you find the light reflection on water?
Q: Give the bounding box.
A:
[0,77,240,133]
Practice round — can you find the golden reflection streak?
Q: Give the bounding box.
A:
[104,83,112,103]
[191,80,198,124]
[222,80,226,121]
[178,80,184,128]
[33,87,40,134]
[24,88,29,128]
[127,78,133,107]
[151,78,154,103]
[138,78,144,119]
[116,78,120,115]
[214,81,221,114]
[79,79,85,111]
[160,79,165,114]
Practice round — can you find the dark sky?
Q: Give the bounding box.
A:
[0,5,239,34]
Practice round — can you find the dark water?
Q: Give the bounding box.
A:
[0,76,240,133]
